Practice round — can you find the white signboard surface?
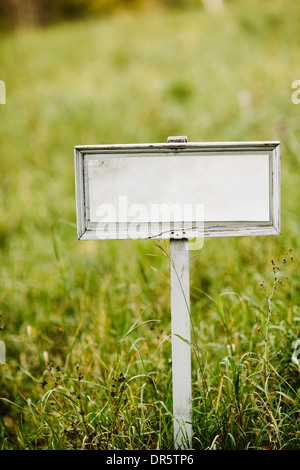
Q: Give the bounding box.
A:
[74,141,280,240]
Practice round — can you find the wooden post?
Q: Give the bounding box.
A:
[170,238,192,449]
[168,136,192,449]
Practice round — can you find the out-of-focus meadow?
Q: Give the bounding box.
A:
[0,0,299,450]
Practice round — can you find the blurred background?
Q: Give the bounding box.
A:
[0,0,299,450]
[0,0,212,28]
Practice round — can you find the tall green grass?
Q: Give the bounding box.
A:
[0,0,299,449]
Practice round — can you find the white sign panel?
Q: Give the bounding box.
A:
[74,141,280,240]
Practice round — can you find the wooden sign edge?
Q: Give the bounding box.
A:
[74,141,281,241]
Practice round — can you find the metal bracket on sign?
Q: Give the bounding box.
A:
[167,136,188,144]
[170,230,187,239]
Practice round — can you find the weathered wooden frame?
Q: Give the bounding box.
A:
[74,141,280,241]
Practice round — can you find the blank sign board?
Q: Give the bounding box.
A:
[74,141,280,240]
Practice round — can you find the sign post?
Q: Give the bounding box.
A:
[170,238,192,449]
[74,137,280,449]
[167,136,192,449]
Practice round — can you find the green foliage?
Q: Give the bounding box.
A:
[0,0,300,449]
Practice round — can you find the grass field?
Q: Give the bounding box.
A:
[0,0,300,450]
